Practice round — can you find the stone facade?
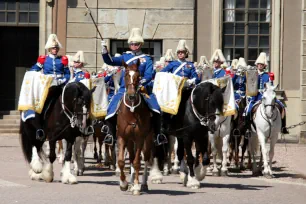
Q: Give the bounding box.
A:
[65,0,195,74]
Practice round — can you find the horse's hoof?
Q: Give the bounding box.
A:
[120,182,128,191]
[151,178,162,184]
[171,169,179,174]
[212,171,220,177]
[252,171,262,177]
[133,190,141,196]
[141,184,149,192]
[221,170,228,177]
[163,171,170,176]
[264,172,274,179]
[110,165,116,171]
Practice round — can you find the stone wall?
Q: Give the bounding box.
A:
[66,0,195,73]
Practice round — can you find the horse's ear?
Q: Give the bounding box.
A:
[122,60,128,69]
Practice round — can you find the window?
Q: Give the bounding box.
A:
[110,40,163,63]
[222,0,271,67]
[0,0,39,26]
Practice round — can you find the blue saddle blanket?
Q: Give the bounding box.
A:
[105,92,160,120]
[21,110,35,122]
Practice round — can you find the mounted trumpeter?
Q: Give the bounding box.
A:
[232,57,247,102]
[100,27,167,146]
[245,52,289,134]
[197,55,213,81]
[72,51,90,84]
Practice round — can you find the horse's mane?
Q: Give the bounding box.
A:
[193,82,224,114]
[65,82,92,105]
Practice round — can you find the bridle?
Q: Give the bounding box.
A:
[61,83,94,135]
[190,84,219,131]
[259,94,278,139]
[124,69,142,112]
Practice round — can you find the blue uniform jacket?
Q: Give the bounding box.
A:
[74,68,85,82]
[160,60,200,84]
[213,68,226,79]
[102,52,160,119]
[232,74,246,100]
[104,75,115,102]
[31,55,70,82]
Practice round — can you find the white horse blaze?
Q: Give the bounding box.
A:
[129,71,135,84]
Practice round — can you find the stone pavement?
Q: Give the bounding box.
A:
[0,135,306,204]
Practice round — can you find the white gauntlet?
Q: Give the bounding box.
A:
[101,40,108,54]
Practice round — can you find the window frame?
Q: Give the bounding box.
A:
[0,1,39,27]
[222,0,272,67]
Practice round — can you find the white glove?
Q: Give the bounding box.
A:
[58,78,67,85]
[186,78,196,86]
[140,79,146,85]
[101,40,108,54]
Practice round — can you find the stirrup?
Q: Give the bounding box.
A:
[103,134,114,146]
[84,125,94,136]
[154,133,168,146]
[36,129,45,141]
[101,125,109,134]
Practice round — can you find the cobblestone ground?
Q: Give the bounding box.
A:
[0,136,306,204]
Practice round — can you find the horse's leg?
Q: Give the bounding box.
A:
[221,132,230,176]
[98,134,103,164]
[114,142,121,176]
[58,139,66,164]
[240,136,248,170]
[130,145,142,196]
[194,133,209,183]
[249,131,260,176]
[166,135,175,174]
[118,137,128,191]
[149,155,163,184]
[39,141,55,183]
[61,139,77,184]
[80,136,89,174]
[209,132,219,176]
[93,132,98,159]
[73,137,81,175]
[185,136,200,189]
[109,143,116,171]
[57,140,63,158]
[104,142,111,166]
[127,141,136,186]
[30,145,43,174]
[258,131,270,177]
[268,133,277,178]
[172,136,180,174]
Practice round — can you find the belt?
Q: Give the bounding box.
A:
[235,90,245,94]
[49,74,64,78]
[109,87,115,90]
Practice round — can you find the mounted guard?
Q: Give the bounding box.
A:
[245,52,289,134]
[232,57,247,102]
[72,51,90,84]
[211,49,227,78]
[18,34,70,141]
[100,28,167,146]
[197,56,213,81]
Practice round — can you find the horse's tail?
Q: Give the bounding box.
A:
[19,120,32,163]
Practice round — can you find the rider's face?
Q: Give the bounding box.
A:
[177,50,187,60]
[257,63,265,71]
[50,47,59,55]
[129,43,142,52]
[74,62,83,68]
[213,61,222,68]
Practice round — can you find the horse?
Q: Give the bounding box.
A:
[228,96,251,170]
[116,60,154,195]
[92,119,118,172]
[249,83,281,178]
[20,82,94,184]
[179,82,224,189]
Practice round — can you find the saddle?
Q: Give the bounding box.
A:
[42,86,63,121]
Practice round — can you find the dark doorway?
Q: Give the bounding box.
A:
[0,26,39,110]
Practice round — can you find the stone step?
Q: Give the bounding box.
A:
[0,124,20,129]
[0,110,19,116]
[0,133,19,137]
[2,115,20,120]
[0,119,20,124]
[0,129,19,133]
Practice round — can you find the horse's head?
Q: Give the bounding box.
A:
[62,82,94,135]
[123,59,141,102]
[192,82,224,133]
[262,83,278,119]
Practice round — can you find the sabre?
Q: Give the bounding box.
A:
[83,0,103,40]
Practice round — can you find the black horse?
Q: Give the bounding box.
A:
[180,82,224,189]
[20,82,94,184]
[229,96,251,170]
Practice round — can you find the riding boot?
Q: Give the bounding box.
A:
[152,112,168,146]
[281,115,289,134]
[102,116,117,146]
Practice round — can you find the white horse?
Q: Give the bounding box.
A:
[250,83,281,178]
[209,115,232,176]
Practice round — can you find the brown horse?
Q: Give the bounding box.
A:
[117,60,154,195]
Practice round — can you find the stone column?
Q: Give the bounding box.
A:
[211,0,222,54]
[271,0,281,85]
